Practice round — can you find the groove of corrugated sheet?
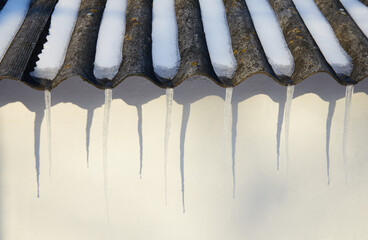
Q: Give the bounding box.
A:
[0,0,367,90]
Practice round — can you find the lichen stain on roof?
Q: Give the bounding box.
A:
[0,0,367,90]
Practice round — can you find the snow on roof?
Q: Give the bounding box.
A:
[0,0,367,90]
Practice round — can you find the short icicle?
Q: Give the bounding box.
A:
[283,85,295,174]
[223,87,234,197]
[343,85,354,183]
[164,88,174,206]
[103,88,112,221]
[44,90,52,178]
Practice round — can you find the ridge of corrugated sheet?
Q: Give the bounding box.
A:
[224,0,281,86]
[51,0,107,89]
[269,0,345,84]
[316,0,368,84]
[0,0,367,90]
[0,0,57,90]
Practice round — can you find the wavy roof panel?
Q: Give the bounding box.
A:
[0,0,367,90]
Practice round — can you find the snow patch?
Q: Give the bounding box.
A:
[245,0,294,77]
[199,0,237,79]
[340,0,368,39]
[94,0,127,80]
[0,0,31,61]
[32,0,81,80]
[152,0,180,80]
[293,0,353,76]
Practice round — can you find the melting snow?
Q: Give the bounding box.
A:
[94,0,127,80]
[198,0,237,78]
[293,0,353,76]
[245,0,294,77]
[340,0,368,39]
[152,0,180,79]
[0,0,30,61]
[32,0,81,80]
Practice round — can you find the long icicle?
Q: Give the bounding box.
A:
[325,101,336,185]
[180,104,190,213]
[343,85,354,183]
[44,90,52,178]
[103,88,112,221]
[137,105,143,178]
[223,87,234,197]
[164,88,174,206]
[284,85,294,175]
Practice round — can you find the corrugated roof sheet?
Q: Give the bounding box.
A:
[0,0,367,90]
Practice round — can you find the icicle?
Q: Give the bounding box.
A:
[164,88,174,206]
[283,85,294,174]
[137,105,143,178]
[34,111,43,198]
[276,101,286,170]
[180,104,190,213]
[223,87,234,197]
[343,85,354,183]
[103,88,112,221]
[86,109,94,168]
[325,101,336,185]
[232,103,238,200]
[44,90,52,178]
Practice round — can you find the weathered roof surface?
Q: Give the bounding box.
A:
[361,0,368,6]
[0,0,367,90]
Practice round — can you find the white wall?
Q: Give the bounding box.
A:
[0,74,367,240]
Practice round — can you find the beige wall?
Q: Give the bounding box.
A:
[0,74,367,239]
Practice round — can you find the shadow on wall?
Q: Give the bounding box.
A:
[295,74,368,185]
[0,73,367,175]
[0,74,367,236]
[0,76,165,202]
